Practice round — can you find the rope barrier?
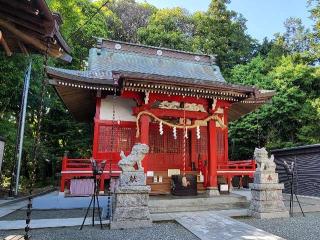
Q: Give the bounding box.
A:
[135,110,226,138]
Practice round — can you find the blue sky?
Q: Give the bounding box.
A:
[137,0,314,42]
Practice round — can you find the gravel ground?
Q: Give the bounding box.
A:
[239,212,320,240]
[0,209,94,220]
[0,222,199,240]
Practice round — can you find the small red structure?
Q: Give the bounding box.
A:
[47,39,274,195]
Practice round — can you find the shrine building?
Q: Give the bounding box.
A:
[47,39,274,196]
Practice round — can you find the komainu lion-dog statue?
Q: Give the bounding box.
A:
[118,143,149,172]
[254,147,276,171]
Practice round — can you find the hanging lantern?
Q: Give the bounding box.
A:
[196,125,201,139]
[173,127,177,139]
[159,121,164,135]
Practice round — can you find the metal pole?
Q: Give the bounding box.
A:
[14,60,32,196]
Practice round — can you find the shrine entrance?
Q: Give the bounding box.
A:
[148,123,192,172]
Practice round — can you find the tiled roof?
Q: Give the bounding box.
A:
[87,47,226,83]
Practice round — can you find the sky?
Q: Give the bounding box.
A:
[137,0,314,42]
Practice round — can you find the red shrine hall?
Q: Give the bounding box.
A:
[47,39,274,196]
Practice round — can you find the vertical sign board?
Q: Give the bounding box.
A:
[0,136,5,174]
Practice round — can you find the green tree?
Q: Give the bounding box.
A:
[138,7,194,51]
[229,55,320,159]
[192,0,255,73]
[107,0,156,42]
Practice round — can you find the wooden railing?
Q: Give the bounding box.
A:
[217,160,256,172]
[60,156,121,193]
[61,156,120,172]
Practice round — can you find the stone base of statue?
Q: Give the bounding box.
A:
[206,187,220,196]
[248,148,289,219]
[110,170,152,229]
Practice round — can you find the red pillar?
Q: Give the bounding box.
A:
[92,97,101,159]
[207,120,219,195]
[60,176,65,193]
[190,128,197,170]
[224,107,229,163]
[139,114,150,171]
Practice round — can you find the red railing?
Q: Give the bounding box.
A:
[60,156,121,192]
[61,156,120,172]
[217,160,256,173]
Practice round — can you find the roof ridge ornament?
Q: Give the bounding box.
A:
[209,54,217,65]
[96,38,103,55]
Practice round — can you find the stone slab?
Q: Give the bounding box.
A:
[116,185,151,194]
[119,171,146,186]
[251,189,284,201]
[251,183,285,190]
[172,211,284,240]
[206,188,220,196]
[248,210,289,219]
[110,219,152,229]
[113,206,151,221]
[0,218,110,230]
[115,193,149,207]
[254,172,279,184]
[249,201,287,213]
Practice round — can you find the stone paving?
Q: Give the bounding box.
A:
[0,217,109,230]
[0,222,199,240]
[2,190,320,239]
[0,200,27,218]
[171,211,284,240]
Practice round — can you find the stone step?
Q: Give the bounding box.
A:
[148,194,249,213]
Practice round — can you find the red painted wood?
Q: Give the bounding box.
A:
[147,124,192,171]
[133,108,209,119]
[140,114,150,171]
[61,94,257,193]
[92,97,101,159]
[207,120,218,188]
[190,128,197,169]
[224,107,229,163]
[140,115,150,144]
[95,97,101,119]
[121,90,143,105]
[148,93,209,106]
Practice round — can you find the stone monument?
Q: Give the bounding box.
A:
[110,143,152,229]
[248,148,289,219]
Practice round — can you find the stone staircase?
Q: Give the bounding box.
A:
[148,194,249,213]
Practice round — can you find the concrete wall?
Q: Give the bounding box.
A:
[100,96,136,121]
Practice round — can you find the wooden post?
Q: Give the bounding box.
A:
[224,107,229,163]
[140,114,150,171]
[99,176,105,193]
[190,128,197,170]
[92,97,101,159]
[207,120,220,196]
[60,152,68,193]
[60,176,65,193]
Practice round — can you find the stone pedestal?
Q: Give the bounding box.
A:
[111,171,152,229]
[206,187,220,196]
[248,148,289,219]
